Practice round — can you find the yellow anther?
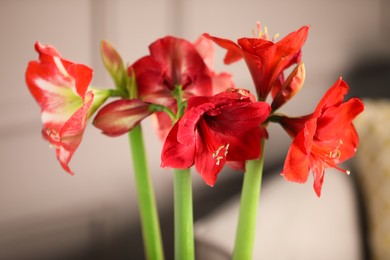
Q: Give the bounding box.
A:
[212,144,230,165]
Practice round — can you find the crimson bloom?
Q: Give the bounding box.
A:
[161,89,270,186]
[278,79,364,196]
[130,36,234,140]
[204,25,308,101]
[25,42,97,174]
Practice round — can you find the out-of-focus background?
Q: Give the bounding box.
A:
[1,0,389,259]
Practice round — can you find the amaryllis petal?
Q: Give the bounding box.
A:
[177,103,214,145]
[193,35,235,95]
[202,33,244,64]
[282,118,316,183]
[160,123,196,169]
[193,35,216,70]
[206,101,270,135]
[334,125,359,163]
[194,121,226,186]
[25,42,94,174]
[315,78,349,113]
[130,56,173,105]
[211,72,235,95]
[279,78,364,196]
[93,99,153,137]
[48,91,94,172]
[316,98,364,140]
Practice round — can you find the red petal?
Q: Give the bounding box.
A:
[193,35,215,70]
[35,41,61,59]
[315,78,349,113]
[177,102,215,145]
[336,125,359,162]
[194,120,225,186]
[282,134,310,183]
[203,33,243,64]
[279,114,313,138]
[65,63,93,98]
[211,72,235,95]
[161,122,196,169]
[226,161,246,171]
[310,158,325,197]
[316,98,364,140]
[222,127,262,161]
[130,56,173,105]
[208,101,270,135]
[53,91,94,174]
[282,118,316,183]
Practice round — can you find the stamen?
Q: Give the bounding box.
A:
[327,139,343,159]
[224,144,230,156]
[212,144,229,165]
[256,21,262,38]
[272,33,280,42]
[251,22,278,41]
[263,26,269,39]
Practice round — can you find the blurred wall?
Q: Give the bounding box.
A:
[0,0,388,259]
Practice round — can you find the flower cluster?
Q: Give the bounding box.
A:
[25,24,364,197]
[25,23,365,260]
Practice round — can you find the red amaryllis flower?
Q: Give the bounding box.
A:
[130,36,234,140]
[161,89,270,186]
[204,25,308,101]
[25,42,94,174]
[278,78,364,196]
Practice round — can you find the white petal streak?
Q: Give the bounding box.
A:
[34,78,71,95]
[41,111,70,125]
[53,56,70,78]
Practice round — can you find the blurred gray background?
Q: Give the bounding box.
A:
[1,0,389,259]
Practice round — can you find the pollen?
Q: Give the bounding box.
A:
[212,144,229,165]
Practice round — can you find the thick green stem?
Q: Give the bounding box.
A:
[129,125,164,260]
[233,140,266,260]
[174,168,194,260]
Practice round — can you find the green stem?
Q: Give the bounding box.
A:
[233,140,266,260]
[174,168,194,260]
[129,125,164,260]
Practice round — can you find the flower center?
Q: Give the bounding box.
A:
[327,139,343,159]
[311,139,343,161]
[252,22,279,41]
